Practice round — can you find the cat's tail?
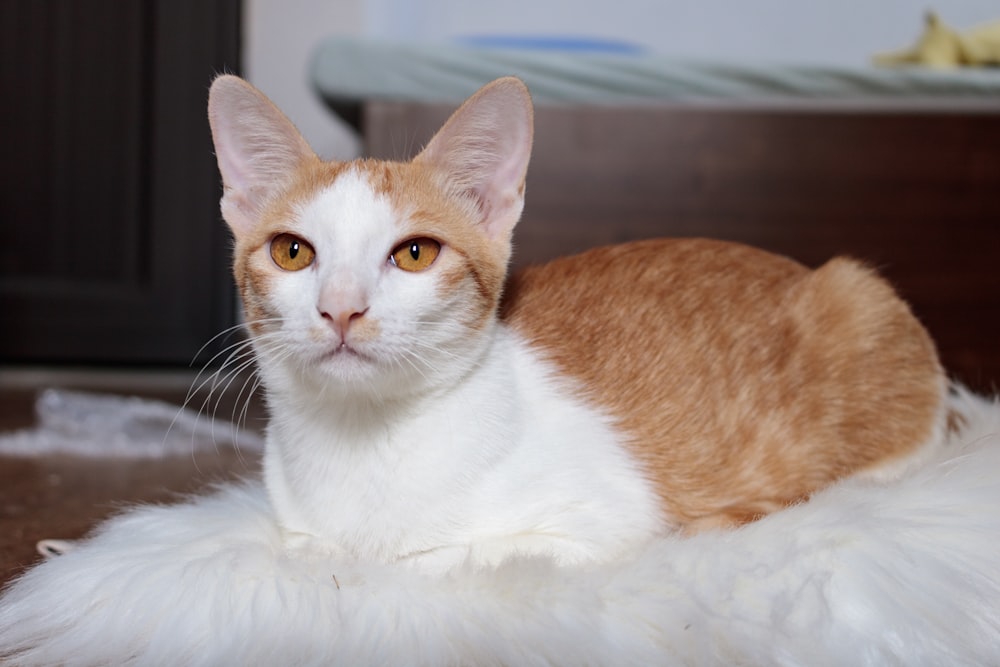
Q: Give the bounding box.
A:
[788,257,948,474]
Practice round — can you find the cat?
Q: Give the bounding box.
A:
[207,75,946,573]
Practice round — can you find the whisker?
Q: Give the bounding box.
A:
[167,319,287,460]
[183,319,283,401]
[219,365,256,467]
[406,339,463,362]
[184,336,255,407]
[237,371,266,441]
[207,353,261,454]
[231,364,260,436]
[187,321,257,368]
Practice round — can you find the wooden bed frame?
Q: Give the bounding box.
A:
[357,101,1000,392]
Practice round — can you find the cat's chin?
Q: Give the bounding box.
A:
[294,343,419,397]
[313,344,380,380]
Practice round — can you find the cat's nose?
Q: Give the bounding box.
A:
[321,308,368,341]
[318,286,369,342]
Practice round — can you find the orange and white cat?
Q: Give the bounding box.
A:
[207,75,946,573]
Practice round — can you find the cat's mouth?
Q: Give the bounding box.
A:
[324,342,373,363]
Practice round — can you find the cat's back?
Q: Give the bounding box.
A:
[503,237,806,341]
[501,237,945,527]
[501,238,808,380]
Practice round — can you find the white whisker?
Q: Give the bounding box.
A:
[165,318,288,460]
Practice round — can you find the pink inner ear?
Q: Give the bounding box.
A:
[416,78,534,239]
[208,75,317,237]
[212,115,260,196]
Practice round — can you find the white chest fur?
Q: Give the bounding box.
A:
[261,325,663,572]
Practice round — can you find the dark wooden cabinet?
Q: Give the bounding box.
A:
[0,0,240,364]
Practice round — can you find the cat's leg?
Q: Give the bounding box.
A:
[681,499,790,534]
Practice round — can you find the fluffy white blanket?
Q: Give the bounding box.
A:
[2,389,999,666]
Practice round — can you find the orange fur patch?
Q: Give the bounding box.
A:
[502,238,945,529]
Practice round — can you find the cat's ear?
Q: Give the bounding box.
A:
[208,75,317,236]
[415,77,534,239]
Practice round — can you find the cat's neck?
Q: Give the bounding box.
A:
[257,323,527,557]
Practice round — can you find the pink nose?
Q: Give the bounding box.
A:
[318,285,369,342]
[321,307,368,341]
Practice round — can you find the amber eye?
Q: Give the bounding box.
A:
[390,238,441,272]
[269,233,315,271]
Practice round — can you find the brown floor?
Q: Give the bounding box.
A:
[0,369,265,588]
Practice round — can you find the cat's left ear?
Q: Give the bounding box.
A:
[208,75,318,237]
[415,77,534,240]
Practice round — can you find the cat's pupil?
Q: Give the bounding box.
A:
[289,242,299,259]
[409,243,420,260]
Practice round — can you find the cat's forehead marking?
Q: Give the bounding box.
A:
[296,167,392,226]
[291,166,402,259]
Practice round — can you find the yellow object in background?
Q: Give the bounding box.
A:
[875,11,1000,68]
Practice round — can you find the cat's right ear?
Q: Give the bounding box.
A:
[207,75,317,237]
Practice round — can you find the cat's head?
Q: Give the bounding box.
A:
[208,76,533,400]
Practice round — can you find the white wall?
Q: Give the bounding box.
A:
[243,0,365,160]
[245,1,999,159]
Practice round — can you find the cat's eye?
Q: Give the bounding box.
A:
[390,238,441,272]
[270,233,315,271]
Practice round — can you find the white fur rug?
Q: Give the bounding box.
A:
[2,389,1000,666]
